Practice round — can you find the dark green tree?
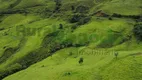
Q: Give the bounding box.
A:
[114,52,119,59]
[79,57,84,64]
[133,24,142,41]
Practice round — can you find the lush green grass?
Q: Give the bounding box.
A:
[0,14,39,57]
[0,16,65,73]
[3,48,142,80]
[0,0,142,80]
[2,17,142,80]
[90,0,142,15]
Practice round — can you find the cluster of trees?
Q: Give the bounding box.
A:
[0,63,22,80]
[70,14,91,27]
[75,5,89,13]
[0,47,18,64]
[69,5,91,28]
[112,13,141,19]
[0,9,28,15]
[54,0,62,12]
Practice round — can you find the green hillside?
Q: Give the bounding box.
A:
[0,0,142,80]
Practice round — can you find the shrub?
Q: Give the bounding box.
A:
[54,0,62,12]
[71,24,78,30]
[114,52,119,59]
[70,14,91,25]
[133,24,142,41]
[64,72,71,76]
[136,17,142,22]
[79,57,83,64]
[112,13,122,18]
[78,16,91,25]
[70,14,85,23]
[108,17,112,20]
[75,5,89,13]
[59,24,63,29]
[71,6,75,11]
[0,28,4,31]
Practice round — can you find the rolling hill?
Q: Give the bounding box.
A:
[0,0,142,80]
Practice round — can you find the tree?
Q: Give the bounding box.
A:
[59,24,63,29]
[71,6,75,11]
[69,52,73,56]
[54,0,62,12]
[108,17,112,20]
[114,52,119,59]
[79,57,84,64]
[133,24,142,41]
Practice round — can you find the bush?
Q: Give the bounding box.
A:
[108,17,112,20]
[136,17,142,22]
[70,14,91,25]
[71,24,78,30]
[112,13,122,18]
[70,14,86,23]
[0,28,4,31]
[71,6,75,11]
[59,24,63,29]
[75,5,89,13]
[112,13,141,19]
[133,24,142,41]
[54,0,62,12]
[79,57,83,64]
[78,16,91,25]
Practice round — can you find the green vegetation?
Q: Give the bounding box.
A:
[133,24,142,41]
[0,0,142,80]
